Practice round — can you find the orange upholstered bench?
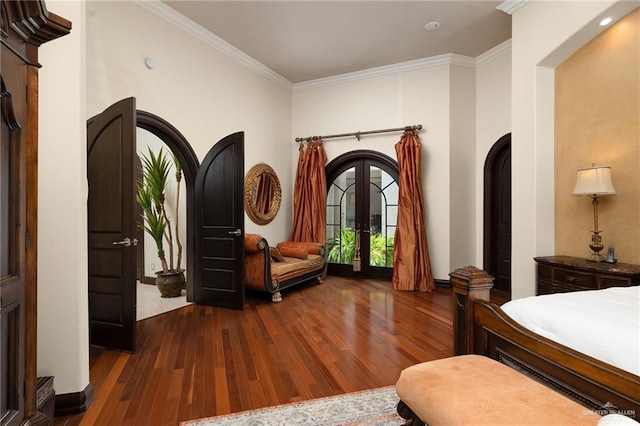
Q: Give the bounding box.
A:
[395,355,601,425]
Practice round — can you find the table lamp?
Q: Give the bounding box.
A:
[572,166,616,262]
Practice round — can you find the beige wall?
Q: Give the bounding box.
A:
[292,61,470,279]
[555,8,640,263]
[475,43,512,267]
[38,0,89,395]
[87,1,294,245]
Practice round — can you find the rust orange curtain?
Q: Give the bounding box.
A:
[393,130,434,292]
[290,140,327,244]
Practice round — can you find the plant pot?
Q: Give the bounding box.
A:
[155,269,185,298]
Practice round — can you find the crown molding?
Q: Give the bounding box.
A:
[450,54,477,68]
[476,39,512,67]
[497,0,529,15]
[135,0,510,93]
[135,0,293,91]
[294,53,476,91]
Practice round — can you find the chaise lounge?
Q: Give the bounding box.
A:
[244,233,326,302]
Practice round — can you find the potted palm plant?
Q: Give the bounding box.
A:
[136,147,185,297]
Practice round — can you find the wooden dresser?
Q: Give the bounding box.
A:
[534,255,640,295]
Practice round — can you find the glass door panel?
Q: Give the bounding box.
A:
[368,167,397,268]
[326,167,356,265]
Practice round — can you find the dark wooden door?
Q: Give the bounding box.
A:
[325,151,399,280]
[194,132,244,309]
[87,98,137,352]
[484,134,512,295]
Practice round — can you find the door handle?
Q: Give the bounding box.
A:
[112,237,138,247]
[228,229,242,236]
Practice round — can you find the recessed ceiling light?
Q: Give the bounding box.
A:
[144,57,156,69]
[425,21,440,31]
[599,17,612,26]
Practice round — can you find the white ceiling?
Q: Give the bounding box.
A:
[161,1,512,84]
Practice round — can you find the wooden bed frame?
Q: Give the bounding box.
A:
[450,265,640,418]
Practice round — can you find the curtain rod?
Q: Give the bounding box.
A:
[295,124,422,143]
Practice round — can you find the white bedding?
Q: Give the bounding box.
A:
[501,286,640,376]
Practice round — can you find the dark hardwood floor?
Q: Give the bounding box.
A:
[54,276,463,425]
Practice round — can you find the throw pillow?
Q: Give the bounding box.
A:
[278,241,322,255]
[270,246,285,262]
[279,246,308,260]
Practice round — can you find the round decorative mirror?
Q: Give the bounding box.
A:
[244,163,282,225]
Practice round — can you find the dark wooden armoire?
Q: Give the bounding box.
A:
[1,1,70,424]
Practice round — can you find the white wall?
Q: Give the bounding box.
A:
[38,1,89,395]
[37,0,637,398]
[509,0,639,299]
[291,49,515,280]
[86,0,294,244]
[475,43,512,267]
[449,63,477,271]
[292,65,456,279]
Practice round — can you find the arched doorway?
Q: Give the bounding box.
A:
[136,111,199,301]
[87,99,200,351]
[325,150,399,279]
[483,134,511,298]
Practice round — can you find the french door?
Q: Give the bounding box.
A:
[325,151,399,279]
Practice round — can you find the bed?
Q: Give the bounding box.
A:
[451,265,640,418]
[501,286,639,376]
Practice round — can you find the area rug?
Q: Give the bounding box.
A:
[180,386,403,425]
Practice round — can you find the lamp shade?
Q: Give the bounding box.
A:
[572,166,616,196]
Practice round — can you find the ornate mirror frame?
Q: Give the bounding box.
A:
[244,163,282,225]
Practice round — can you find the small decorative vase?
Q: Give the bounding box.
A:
[155,269,185,298]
